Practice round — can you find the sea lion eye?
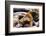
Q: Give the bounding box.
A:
[19,16,23,19]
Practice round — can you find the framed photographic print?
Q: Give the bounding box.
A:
[5,1,45,35]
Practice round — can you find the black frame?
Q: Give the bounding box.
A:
[5,1,45,35]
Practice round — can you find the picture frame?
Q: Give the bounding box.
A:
[5,1,45,35]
